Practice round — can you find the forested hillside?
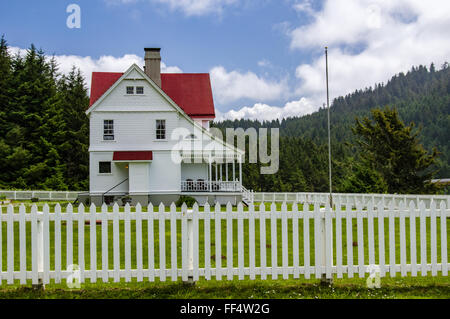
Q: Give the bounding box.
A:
[214,63,450,189]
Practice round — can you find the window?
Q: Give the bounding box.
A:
[126,86,134,94]
[136,86,144,94]
[103,120,114,140]
[99,161,111,174]
[156,120,166,140]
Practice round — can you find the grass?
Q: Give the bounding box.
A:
[0,200,449,299]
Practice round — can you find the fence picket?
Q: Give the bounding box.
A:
[292,202,299,279]
[314,203,321,279]
[124,204,132,282]
[388,200,396,277]
[0,206,2,284]
[19,204,26,284]
[101,204,109,282]
[356,201,364,278]
[214,203,222,280]
[377,201,385,277]
[170,203,177,281]
[249,203,256,280]
[260,203,267,280]
[346,204,354,278]
[54,204,62,284]
[281,202,289,279]
[136,204,143,282]
[66,204,73,277]
[419,200,427,276]
[226,202,233,280]
[367,201,375,270]
[440,201,448,276]
[148,203,155,282]
[335,200,343,278]
[271,202,278,279]
[159,203,166,282]
[193,203,199,282]
[399,200,407,277]
[325,202,332,279]
[237,203,244,280]
[303,203,310,279]
[181,203,188,282]
[113,203,120,282]
[31,205,38,285]
[90,203,97,283]
[43,204,50,285]
[409,201,417,277]
[7,205,14,284]
[430,201,437,276]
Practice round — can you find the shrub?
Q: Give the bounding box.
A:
[175,195,197,208]
[0,195,6,200]
[31,197,39,202]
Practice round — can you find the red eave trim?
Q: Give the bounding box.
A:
[112,151,153,161]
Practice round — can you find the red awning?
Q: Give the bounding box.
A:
[112,151,153,161]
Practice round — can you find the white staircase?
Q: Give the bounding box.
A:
[241,185,254,206]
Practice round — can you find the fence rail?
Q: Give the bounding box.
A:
[253,192,449,209]
[0,198,448,286]
[0,190,81,201]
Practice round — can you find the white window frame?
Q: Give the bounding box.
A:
[156,119,166,140]
[103,120,114,141]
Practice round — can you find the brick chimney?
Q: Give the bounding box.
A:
[144,48,161,87]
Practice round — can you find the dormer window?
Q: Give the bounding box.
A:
[136,86,144,94]
[126,86,134,94]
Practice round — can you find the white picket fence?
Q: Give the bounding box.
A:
[253,192,449,209]
[0,190,80,201]
[0,200,448,286]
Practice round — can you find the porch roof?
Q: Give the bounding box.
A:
[112,151,153,161]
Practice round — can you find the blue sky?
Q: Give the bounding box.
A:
[1,0,449,120]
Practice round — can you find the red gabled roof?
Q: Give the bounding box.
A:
[89,72,123,107]
[89,71,215,118]
[112,151,153,161]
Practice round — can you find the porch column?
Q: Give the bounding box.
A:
[209,153,212,192]
[233,160,235,181]
[220,164,222,181]
[215,163,218,182]
[226,162,228,181]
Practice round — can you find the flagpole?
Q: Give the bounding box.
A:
[325,47,333,208]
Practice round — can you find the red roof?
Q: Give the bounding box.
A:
[89,72,215,118]
[112,151,153,161]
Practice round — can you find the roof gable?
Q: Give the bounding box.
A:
[88,70,215,118]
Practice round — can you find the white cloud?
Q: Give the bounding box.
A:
[104,0,239,16]
[210,66,289,104]
[7,47,182,90]
[290,0,450,107]
[216,97,317,121]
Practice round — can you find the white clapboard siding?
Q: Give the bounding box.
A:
[0,197,449,286]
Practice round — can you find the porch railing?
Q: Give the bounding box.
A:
[181,180,241,192]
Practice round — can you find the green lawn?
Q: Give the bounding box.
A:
[0,200,449,299]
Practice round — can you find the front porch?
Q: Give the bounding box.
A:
[181,180,241,192]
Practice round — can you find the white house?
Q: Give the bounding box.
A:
[81,48,248,206]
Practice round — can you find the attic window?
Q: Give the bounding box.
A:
[136,86,144,94]
[126,86,134,94]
